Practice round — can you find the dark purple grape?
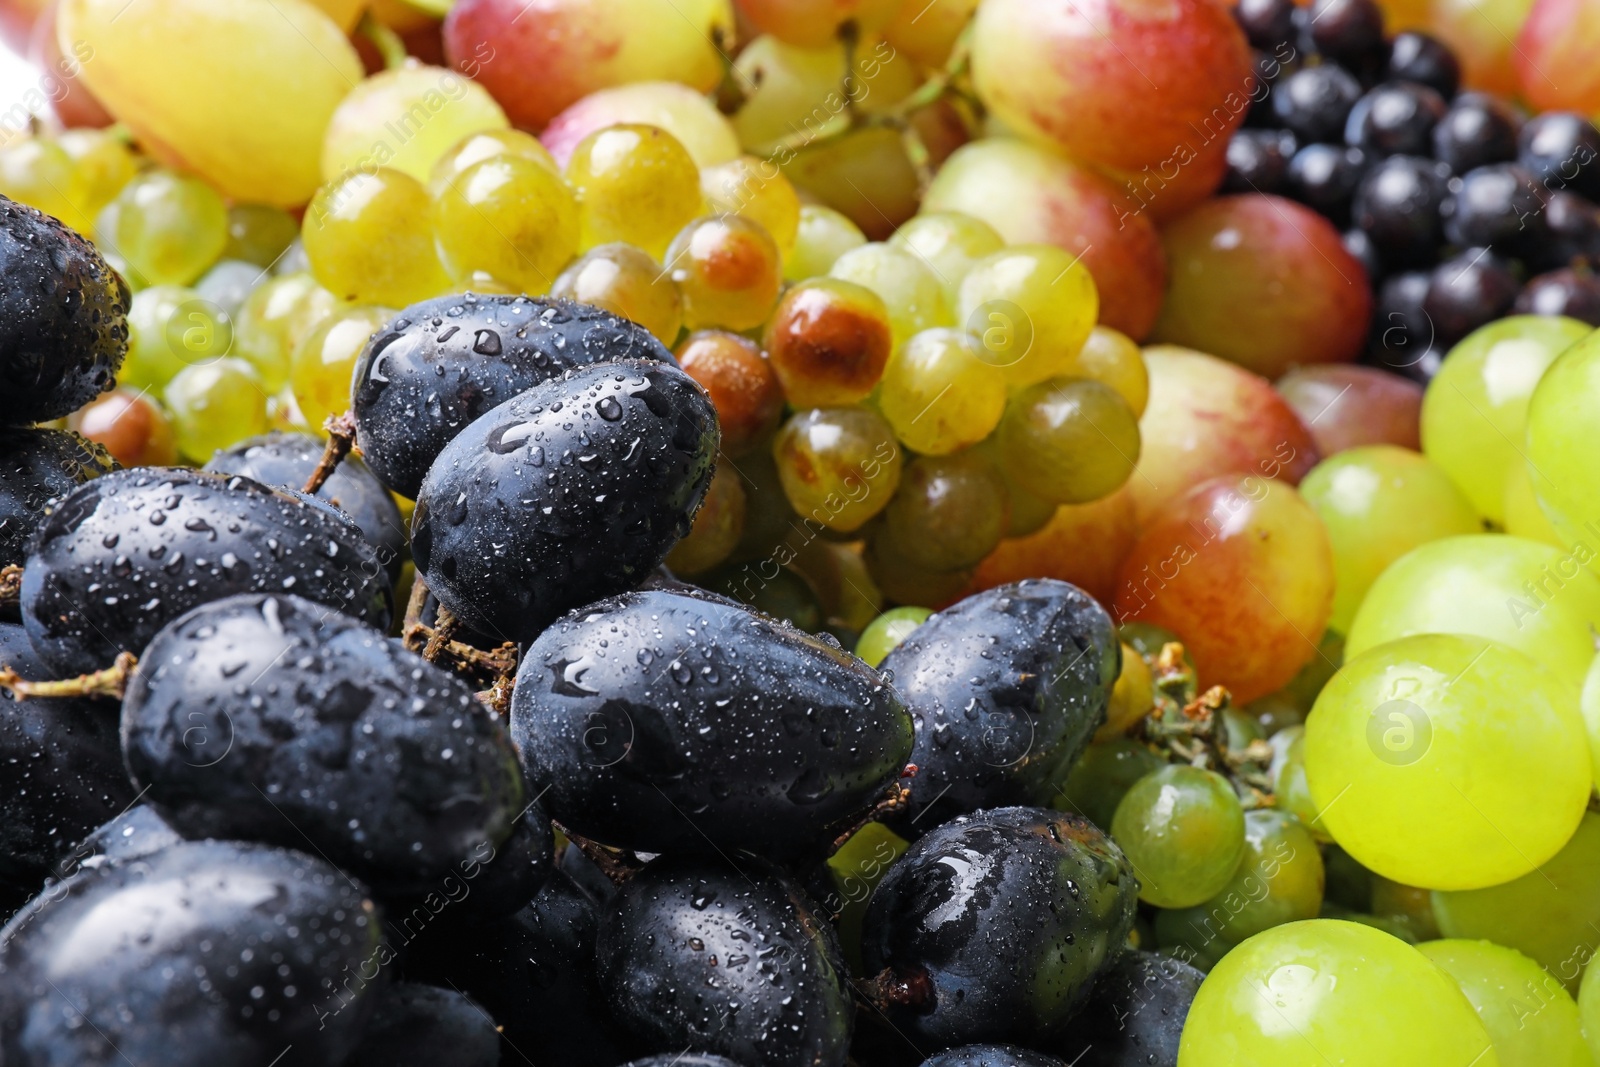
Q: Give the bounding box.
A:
[1423,247,1520,346]
[1524,190,1600,271]
[1367,270,1442,384]
[1233,0,1295,51]
[0,428,115,568]
[1385,31,1460,98]
[1287,143,1370,225]
[1518,111,1600,201]
[1343,227,1383,280]
[54,805,180,882]
[1244,48,1301,127]
[1222,129,1298,194]
[1344,81,1447,157]
[0,197,129,426]
[1515,269,1600,324]
[1439,163,1546,251]
[1432,91,1521,173]
[346,984,501,1067]
[623,1059,745,1067]
[921,1048,1065,1067]
[1351,155,1452,267]
[1048,951,1206,1067]
[1296,0,1386,69]
[1272,65,1363,143]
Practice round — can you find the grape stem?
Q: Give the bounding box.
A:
[0,563,21,607]
[1133,642,1276,805]
[356,12,409,71]
[826,764,918,857]
[401,574,520,683]
[0,651,138,702]
[858,966,933,1012]
[302,411,359,495]
[553,823,641,886]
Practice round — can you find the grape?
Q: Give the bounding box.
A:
[663,463,746,575]
[923,138,1167,340]
[1193,809,1325,944]
[0,137,89,232]
[565,124,704,259]
[1111,765,1246,909]
[346,985,501,1067]
[968,487,1138,606]
[665,214,783,331]
[443,0,733,132]
[1583,956,1600,1060]
[997,378,1140,505]
[880,581,1118,829]
[737,0,901,47]
[1298,446,1483,633]
[305,167,450,306]
[772,407,902,532]
[1422,315,1591,523]
[1306,633,1590,890]
[1266,726,1331,843]
[288,305,393,431]
[1053,736,1163,830]
[0,429,113,569]
[1514,0,1600,110]
[878,328,1006,456]
[1131,346,1320,528]
[878,453,1009,573]
[62,0,363,205]
[729,33,917,156]
[540,80,742,170]
[958,244,1099,389]
[321,63,509,185]
[194,259,264,321]
[1151,195,1373,378]
[221,202,300,268]
[855,605,932,667]
[1418,940,1590,1066]
[785,203,868,281]
[675,329,785,455]
[1098,640,1154,740]
[231,272,321,392]
[862,807,1139,1046]
[1115,474,1334,703]
[1066,325,1149,417]
[1275,363,1424,455]
[163,357,271,462]
[781,124,922,240]
[865,538,974,608]
[889,211,1005,305]
[428,128,559,198]
[1526,328,1600,570]
[1345,533,1600,694]
[1178,919,1500,1065]
[72,388,178,467]
[1053,951,1203,1066]
[764,277,892,408]
[883,0,979,65]
[56,128,137,221]
[122,284,210,391]
[552,243,684,345]
[105,170,228,287]
[700,155,803,256]
[825,244,948,351]
[1370,877,1443,942]
[431,153,579,295]
[918,1047,1064,1067]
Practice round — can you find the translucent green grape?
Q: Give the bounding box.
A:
[305,168,450,306]
[1418,939,1591,1067]
[164,357,270,462]
[0,137,89,233]
[1053,736,1162,831]
[1191,810,1325,944]
[828,241,952,348]
[1111,764,1247,909]
[565,124,704,258]
[772,407,902,532]
[877,452,1010,573]
[958,244,1099,389]
[223,203,301,268]
[878,327,1007,456]
[109,170,230,286]
[233,272,321,394]
[1526,327,1600,572]
[855,606,933,668]
[889,210,1005,303]
[290,305,394,431]
[996,377,1140,504]
[785,203,867,281]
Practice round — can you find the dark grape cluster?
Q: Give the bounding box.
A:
[1227,0,1600,381]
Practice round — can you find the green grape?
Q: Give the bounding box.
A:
[431,155,579,296]
[551,243,683,345]
[1305,634,1590,891]
[1053,736,1163,831]
[1299,446,1484,634]
[1503,459,1564,548]
[763,278,892,409]
[772,407,902,532]
[1119,621,1186,661]
[729,33,917,155]
[889,211,1005,304]
[996,377,1140,505]
[223,203,301,269]
[1527,327,1600,572]
[1111,764,1247,909]
[877,452,1010,573]
[854,605,932,668]
[1582,655,1600,791]
[163,357,270,462]
[233,273,322,394]
[0,138,89,233]
[122,285,211,391]
[1221,707,1264,751]
[700,563,824,631]
[1191,810,1324,945]
[863,537,972,608]
[57,128,137,223]
[785,204,867,281]
[663,464,746,575]
[1178,920,1501,1065]
[1421,314,1591,523]
[1344,533,1600,694]
[290,305,394,431]
[1097,642,1153,740]
[322,64,509,186]
[305,168,450,306]
[1268,727,1331,843]
[877,328,1006,456]
[1153,903,1236,972]
[826,820,911,972]
[428,129,559,198]
[196,260,265,320]
[701,155,802,257]
[666,214,783,331]
[565,124,704,258]
[1065,324,1150,417]
[1581,955,1600,1061]
[958,244,1099,389]
[828,242,952,349]
[1434,812,1600,992]
[1418,940,1591,1067]
[109,170,229,286]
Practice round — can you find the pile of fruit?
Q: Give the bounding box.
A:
[4,0,1600,1063]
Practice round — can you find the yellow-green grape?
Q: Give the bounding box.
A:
[290,305,394,432]
[959,244,1100,389]
[773,407,902,532]
[1111,764,1246,909]
[864,538,974,608]
[785,204,867,281]
[431,154,579,296]
[428,129,559,198]
[1419,940,1592,1067]
[1582,952,1600,1058]
[109,170,230,287]
[889,211,1006,304]
[700,155,802,257]
[305,168,450,306]
[664,464,747,575]
[730,34,918,155]
[322,64,509,185]
[1503,461,1563,548]
[564,124,704,258]
[878,328,1007,456]
[1096,642,1153,740]
[666,214,783,331]
[1268,726,1331,843]
[996,377,1140,504]
[163,357,270,462]
[123,285,214,391]
[56,128,137,223]
[543,81,741,169]
[551,243,683,345]
[878,452,1010,572]
[855,605,932,667]
[223,204,302,269]
[233,273,321,393]
[828,242,952,348]
[0,138,89,233]
[1298,446,1484,634]
[285,282,352,367]
[1421,314,1591,524]
[1193,809,1326,944]
[1527,328,1600,572]
[1065,325,1150,417]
